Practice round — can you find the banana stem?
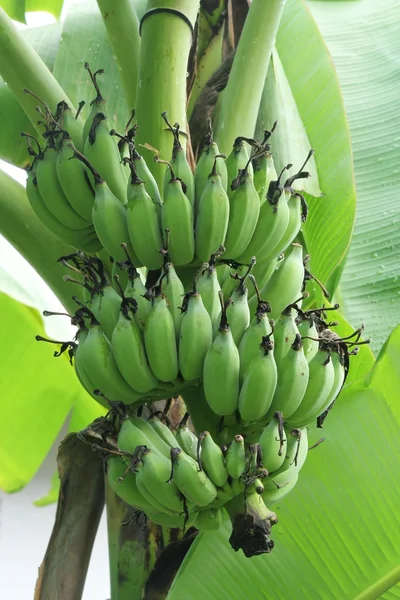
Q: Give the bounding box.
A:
[96,0,141,110]
[214,0,287,153]
[0,169,81,313]
[0,8,83,145]
[135,1,200,191]
[105,476,154,600]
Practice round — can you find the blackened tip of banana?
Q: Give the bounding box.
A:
[88,112,107,146]
[267,163,293,205]
[217,290,230,332]
[260,335,274,354]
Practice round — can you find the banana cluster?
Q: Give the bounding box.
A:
[51,242,351,434]
[32,63,369,557]
[104,411,309,553]
[24,65,312,273]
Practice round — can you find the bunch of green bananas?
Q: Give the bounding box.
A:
[102,410,305,553]
[33,62,369,557]
[24,64,313,275]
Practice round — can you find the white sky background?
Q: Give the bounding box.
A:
[0,4,110,599]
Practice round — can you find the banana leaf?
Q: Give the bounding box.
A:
[0,291,103,492]
[307,0,400,354]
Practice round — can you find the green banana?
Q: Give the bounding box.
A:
[272,305,301,368]
[125,159,163,270]
[148,416,182,449]
[170,447,217,506]
[122,258,150,331]
[258,412,287,473]
[160,252,186,341]
[251,125,277,202]
[89,276,122,341]
[161,166,195,266]
[36,139,92,230]
[84,111,127,205]
[82,64,127,203]
[195,155,230,262]
[194,507,225,531]
[238,335,278,423]
[73,327,100,400]
[162,113,195,206]
[286,348,335,428]
[26,160,100,251]
[107,455,159,513]
[126,133,162,206]
[225,260,254,345]
[266,333,309,420]
[266,192,307,262]
[226,434,246,479]
[72,149,139,264]
[225,137,253,191]
[143,286,179,382]
[54,99,84,153]
[223,160,260,260]
[251,244,304,319]
[111,297,160,393]
[195,252,223,329]
[118,416,172,458]
[198,431,228,487]
[261,151,314,262]
[147,511,198,529]
[76,314,140,404]
[136,447,186,514]
[178,286,213,381]
[56,130,95,221]
[117,419,155,452]
[238,275,273,381]
[203,292,240,416]
[274,427,309,475]
[215,262,231,288]
[82,63,105,142]
[313,349,346,425]
[297,312,319,363]
[176,416,198,460]
[262,469,299,505]
[235,164,292,264]
[194,119,228,210]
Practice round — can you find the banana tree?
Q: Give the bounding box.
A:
[1,0,400,599]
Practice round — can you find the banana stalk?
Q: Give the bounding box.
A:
[214,0,287,153]
[0,169,79,313]
[135,0,200,189]
[0,8,83,145]
[96,0,141,110]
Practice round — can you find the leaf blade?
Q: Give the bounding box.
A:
[307,0,400,354]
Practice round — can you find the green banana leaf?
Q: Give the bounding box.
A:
[307,0,400,355]
[382,582,400,600]
[0,291,103,492]
[256,0,356,298]
[168,322,400,599]
[0,0,63,24]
